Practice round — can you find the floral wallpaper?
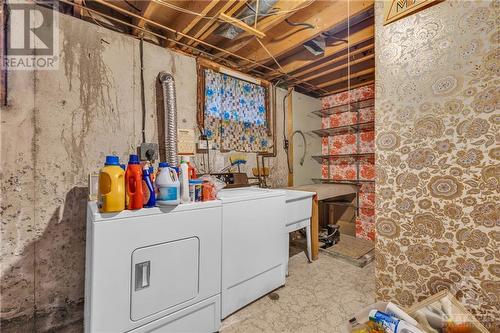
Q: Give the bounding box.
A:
[204,69,269,152]
[375,0,499,328]
[321,84,376,240]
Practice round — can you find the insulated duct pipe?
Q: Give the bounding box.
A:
[158,72,179,167]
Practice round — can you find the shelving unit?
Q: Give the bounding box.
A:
[311,98,374,117]
[312,121,374,137]
[310,97,375,215]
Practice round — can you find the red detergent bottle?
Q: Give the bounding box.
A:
[125,154,143,210]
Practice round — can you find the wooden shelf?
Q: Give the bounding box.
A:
[311,98,374,117]
[312,152,374,162]
[323,201,375,210]
[311,178,375,185]
[312,121,374,137]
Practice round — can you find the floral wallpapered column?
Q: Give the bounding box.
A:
[321,84,376,240]
[375,0,498,327]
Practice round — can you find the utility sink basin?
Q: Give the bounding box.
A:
[283,190,314,228]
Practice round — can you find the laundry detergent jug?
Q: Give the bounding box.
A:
[98,155,125,213]
[125,154,143,210]
[156,162,180,206]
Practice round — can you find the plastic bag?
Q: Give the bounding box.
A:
[200,175,226,201]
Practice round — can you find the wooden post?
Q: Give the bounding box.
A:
[287,87,294,187]
[311,195,319,260]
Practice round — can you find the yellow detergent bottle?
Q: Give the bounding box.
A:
[98,155,125,213]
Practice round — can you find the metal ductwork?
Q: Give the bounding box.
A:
[216,0,278,40]
[158,72,179,167]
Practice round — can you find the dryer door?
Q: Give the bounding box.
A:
[131,237,199,321]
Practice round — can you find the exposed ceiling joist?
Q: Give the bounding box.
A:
[321,79,375,97]
[214,0,313,58]
[164,0,222,47]
[184,1,248,50]
[267,24,374,79]
[318,67,375,89]
[238,0,373,68]
[294,42,374,81]
[305,52,374,83]
[219,12,266,39]
[69,0,375,98]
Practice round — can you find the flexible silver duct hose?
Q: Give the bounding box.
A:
[158,72,179,167]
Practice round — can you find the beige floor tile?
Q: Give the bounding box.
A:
[221,252,375,333]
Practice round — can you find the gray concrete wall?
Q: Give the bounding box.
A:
[0,8,310,331]
[292,92,321,186]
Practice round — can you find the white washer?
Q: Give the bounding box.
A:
[85,201,222,333]
[217,188,287,318]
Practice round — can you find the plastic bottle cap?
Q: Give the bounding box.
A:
[128,154,140,164]
[159,162,169,168]
[105,155,120,166]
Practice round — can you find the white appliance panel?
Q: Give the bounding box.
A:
[220,190,286,318]
[131,238,199,321]
[85,202,222,333]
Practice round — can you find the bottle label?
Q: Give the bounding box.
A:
[370,311,399,333]
[158,187,178,201]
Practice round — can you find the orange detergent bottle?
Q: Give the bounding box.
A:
[98,155,125,213]
[125,154,144,210]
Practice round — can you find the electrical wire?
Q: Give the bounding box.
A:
[284,18,314,30]
[292,130,306,166]
[282,88,293,174]
[256,37,284,72]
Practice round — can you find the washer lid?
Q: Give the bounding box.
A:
[217,187,285,203]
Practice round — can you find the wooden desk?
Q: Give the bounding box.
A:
[288,184,357,260]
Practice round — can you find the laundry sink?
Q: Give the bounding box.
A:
[283,189,314,228]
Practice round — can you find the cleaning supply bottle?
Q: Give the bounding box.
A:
[369,310,423,333]
[149,166,155,183]
[142,164,156,208]
[98,155,125,213]
[179,158,190,204]
[125,154,143,210]
[183,156,197,179]
[156,162,180,206]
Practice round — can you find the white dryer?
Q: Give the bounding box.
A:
[217,188,287,318]
[84,201,222,333]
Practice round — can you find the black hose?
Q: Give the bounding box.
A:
[285,18,315,30]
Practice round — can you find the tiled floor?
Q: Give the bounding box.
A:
[221,252,375,333]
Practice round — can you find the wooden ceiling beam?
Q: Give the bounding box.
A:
[266,24,374,79]
[214,0,313,58]
[219,13,265,38]
[237,0,373,67]
[131,1,155,36]
[165,0,222,47]
[322,80,375,97]
[184,0,248,50]
[295,43,373,81]
[318,67,375,89]
[305,52,374,83]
